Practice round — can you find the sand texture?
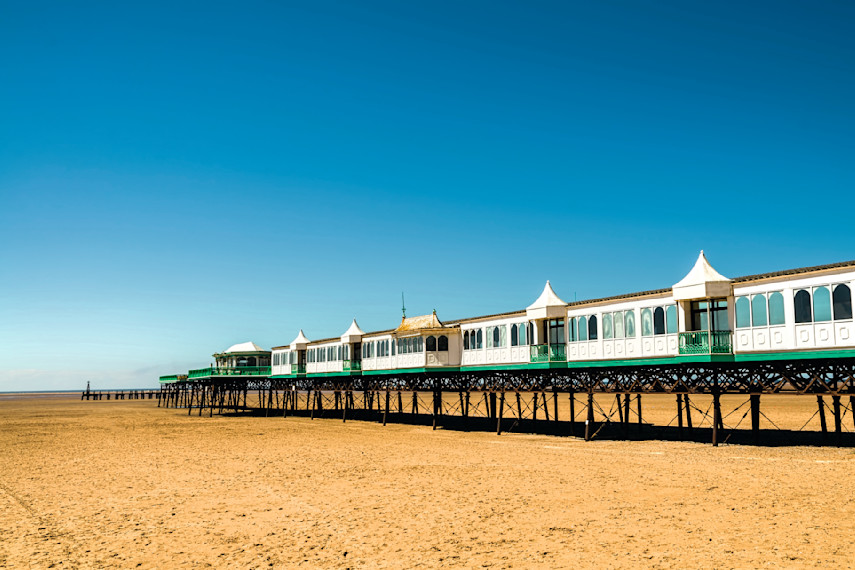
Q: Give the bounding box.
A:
[1,395,854,568]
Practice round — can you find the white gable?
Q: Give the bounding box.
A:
[672,251,732,300]
[526,281,567,319]
[340,319,365,343]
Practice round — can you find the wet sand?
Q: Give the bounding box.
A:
[1,394,854,568]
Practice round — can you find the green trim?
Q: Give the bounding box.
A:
[734,348,855,362]
[307,371,363,378]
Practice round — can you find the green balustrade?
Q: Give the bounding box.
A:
[292,364,307,375]
[188,366,271,378]
[530,344,567,363]
[678,331,732,355]
[342,360,362,372]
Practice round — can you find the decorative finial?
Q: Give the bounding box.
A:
[401,292,406,318]
[432,308,436,315]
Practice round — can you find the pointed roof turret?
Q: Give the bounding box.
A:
[340,319,365,343]
[395,312,448,333]
[223,341,268,354]
[672,251,732,300]
[526,280,567,319]
[289,329,310,350]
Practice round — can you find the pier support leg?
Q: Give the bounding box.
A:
[676,394,684,436]
[712,390,722,447]
[496,391,505,435]
[383,389,389,426]
[637,394,643,432]
[623,394,630,427]
[585,391,594,442]
[832,395,842,443]
[685,395,693,433]
[750,394,760,441]
[553,387,559,422]
[817,395,828,437]
[569,392,576,435]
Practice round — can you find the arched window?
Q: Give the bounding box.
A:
[653,307,665,335]
[813,286,831,322]
[392,339,396,355]
[588,315,598,340]
[464,332,470,350]
[614,312,625,338]
[603,314,613,339]
[418,337,423,352]
[520,323,527,345]
[666,305,677,334]
[426,336,437,351]
[735,296,750,328]
[794,289,812,323]
[578,316,588,341]
[833,284,852,320]
[438,335,448,351]
[641,308,653,336]
[769,291,784,325]
[492,327,500,348]
[625,310,636,337]
[476,329,483,349]
[569,317,577,342]
[510,325,518,346]
[751,294,767,327]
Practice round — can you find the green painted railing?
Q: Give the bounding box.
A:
[342,360,362,372]
[188,366,271,379]
[530,343,567,363]
[292,364,307,375]
[678,331,733,355]
[159,374,186,383]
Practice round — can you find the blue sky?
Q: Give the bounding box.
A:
[1,1,853,390]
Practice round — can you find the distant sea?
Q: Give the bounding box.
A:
[0,389,155,400]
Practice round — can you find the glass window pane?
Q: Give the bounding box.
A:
[614,312,624,338]
[641,308,653,336]
[493,327,500,348]
[653,307,665,335]
[666,306,677,334]
[438,335,448,351]
[735,296,750,328]
[569,317,576,342]
[813,286,831,322]
[625,311,636,337]
[511,325,518,346]
[603,314,613,339]
[588,315,598,340]
[500,325,507,347]
[794,290,812,323]
[426,336,436,351]
[751,294,767,327]
[578,316,587,341]
[833,284,852,320]
[476,329,482,349]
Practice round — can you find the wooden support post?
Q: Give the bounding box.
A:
[187,385,194,416]
[397,390,403,414]
[637,394,642,432]
[750,394,760,440]
[712,390,721,447]
[617,393,625,424]
[584,391,594,441]
[532,392,537,421]
[569,392,576,434]
[516,391,523,420]
[832,395,842,437]
[309,389,315,420]
[432,387,439,431]
[496,391,505,435]
[542,392,549,421]
[623,393,630,426]
[342,389,348,423]
[464,391,470,417]
[199,386,206,417]
[676,394,684,435]
[383,389,390,426]
[851,395,855,432]
[817,395,828,436]
[490,392,497,420]
[553,387,559,422]
[412,391,418,415]
[685,395,693,432]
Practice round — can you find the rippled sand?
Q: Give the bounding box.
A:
[1,394,853,568]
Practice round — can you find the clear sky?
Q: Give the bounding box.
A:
[1,1,853,391]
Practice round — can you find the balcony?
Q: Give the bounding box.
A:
[342,360,362,372]
[292,364,307,375]
[530,343,567,363]
[188,366,271,379]
[678,331,733,355]
[158,374,186,383]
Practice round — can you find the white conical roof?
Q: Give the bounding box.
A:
[290,329,310,350]
[340,319,365,343]
[672,251,732,300]
[224,341,267,353]
[526,280,567,319]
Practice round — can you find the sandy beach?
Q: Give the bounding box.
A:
[1,394,854,569]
